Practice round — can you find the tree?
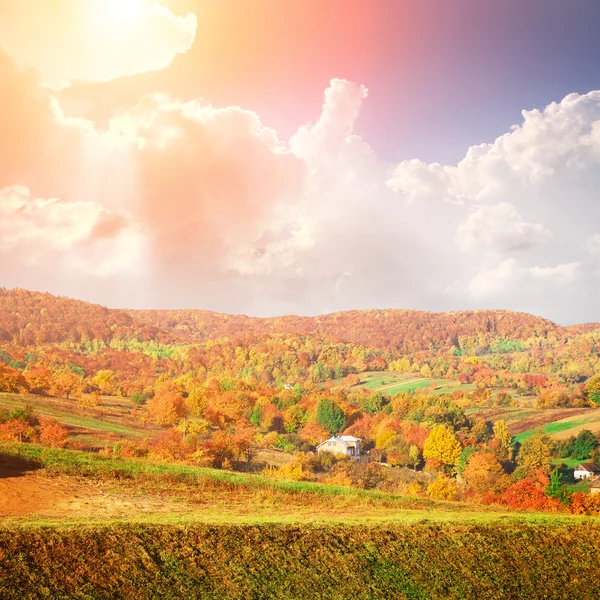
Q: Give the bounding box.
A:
[23,367,52,394]
[426,474,457,500]
[463,450,509,493]
[51,369,82,399]
[492,419,513,460]
[457,446,477,479]
[546,468,570,504]
[516,432,553,477]
[0,364,26,393]
[409,444,422,470]
[315,399,346,435]
[92,370,118,395]
[298,422,329,446]
[423,425,462,474]
[585,375,600,406]
[39,417,69,448]
[571,429,598,460]
[146,388,189,426]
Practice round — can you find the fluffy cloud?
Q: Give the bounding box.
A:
[1,39,600,323]
[0,0,196,89]
[455,203,552,254]
[0,185,141,276]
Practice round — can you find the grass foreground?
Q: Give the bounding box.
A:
[1,521,600,599]
[2,442,600,598]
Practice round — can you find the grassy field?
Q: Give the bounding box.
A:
[0,441,590,527]
[512,409,600,443]
[0,392,156,447]
[2,441,600,598]
[347,371,477,396]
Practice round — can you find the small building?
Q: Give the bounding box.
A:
[316,436,361,461]
[574,463,600,480]
[590,480,600,496]
[283,384,294,390]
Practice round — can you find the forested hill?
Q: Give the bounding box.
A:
[128,308,564,351]
[2,287,596,352]
[0,289,172,346]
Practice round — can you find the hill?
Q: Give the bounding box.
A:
[0,288,173,346]
[128,307,566,351]
[1,288,577,351]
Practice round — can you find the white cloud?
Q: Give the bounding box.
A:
[588,234,600,255]
[456,202,552,254]
[2,56,600,323]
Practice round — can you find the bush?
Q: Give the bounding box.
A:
[130,392,148,406]
[39,418,69,448]
[427,475,457,500]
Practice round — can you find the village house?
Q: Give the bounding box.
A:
[574,463,600,480]
[316,436,361,461]
[590,480,600,496]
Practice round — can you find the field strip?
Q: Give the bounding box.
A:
[373,377,424,392]
[514,409,600,442]
[0,399,148,438]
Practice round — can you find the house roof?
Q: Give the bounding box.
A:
[591,479,600,489]
[316,436,361,449]
[577,463,600,472]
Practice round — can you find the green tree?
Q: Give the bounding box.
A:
[586,375,600,406]
[546,468,570,504]
[315,399,346,435]
[516,432,553,477]
[571,429,597,460]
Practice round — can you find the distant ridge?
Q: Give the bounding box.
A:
[3,287,596,353]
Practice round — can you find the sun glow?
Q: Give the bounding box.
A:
[90,0,148,25]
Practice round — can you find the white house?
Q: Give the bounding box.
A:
[574,463,600,480]
[316,436,361,461]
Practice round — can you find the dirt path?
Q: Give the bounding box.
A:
[0,458,191,519]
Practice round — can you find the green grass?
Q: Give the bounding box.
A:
[566,481,592,493]
[514,419,590,444]
[552,457,581,469]
[2,442,600,598]
[0,393,148,438]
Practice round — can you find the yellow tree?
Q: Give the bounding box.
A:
[586,375,600,406]
[423,425,462,475]
[493,419,513,460]
[426,474,457,500]
[92,370,118,396]
[463,450,509,493]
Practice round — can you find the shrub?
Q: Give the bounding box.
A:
[426,475,457,500]
[39,417,69,448]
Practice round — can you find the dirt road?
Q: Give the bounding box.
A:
[0,457,191,519]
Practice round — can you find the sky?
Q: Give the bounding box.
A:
[1,0,600,324]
